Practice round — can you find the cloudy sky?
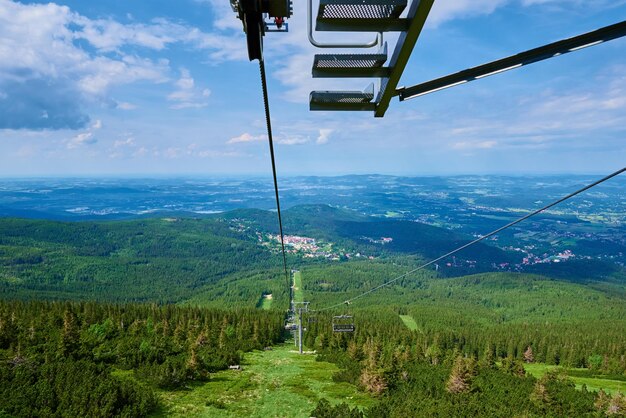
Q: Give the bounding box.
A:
[0,0,624,176]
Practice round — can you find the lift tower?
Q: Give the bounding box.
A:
[293,301,310,354]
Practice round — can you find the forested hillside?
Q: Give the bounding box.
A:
[2,207,623,307]
[0,300,284,417]
[0,217,289,305]
[303,305,626,417]
[1,207,625,416]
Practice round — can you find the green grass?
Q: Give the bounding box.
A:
[524,363,626,395]
[399,314,418,331]
[293,271,304,303]
[258,294,273,310]
[153,343,373,417]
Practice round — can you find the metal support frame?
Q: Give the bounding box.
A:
[374,0,434,117]
[265,22,289,32]
[397,20,626,101]
[293,302,310,354]
[298,307,304,353]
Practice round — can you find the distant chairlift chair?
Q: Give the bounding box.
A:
[332,314,355,332]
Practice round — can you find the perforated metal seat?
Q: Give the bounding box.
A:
[310,83,376,110]
[331,314,355,332]
[316,0,408,32]
[310,87,373,103]
[333,324,356,332]
[318,0,406,19]
[313,43,390,77]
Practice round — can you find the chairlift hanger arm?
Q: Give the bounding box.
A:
[233,0,292,61]
[373,0,434,117]
[396,20,626,101]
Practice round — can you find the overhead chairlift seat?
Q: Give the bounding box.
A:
[313,42,390,78]
[309,83,376,111]
[316,0,408,32]
[309,0,435,114]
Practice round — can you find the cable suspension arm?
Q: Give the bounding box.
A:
[259,60,291,292]
[397,20,626,101]
[313,167,626,312]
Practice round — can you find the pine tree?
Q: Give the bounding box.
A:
[480,344,496,369]
[59,308,79,358]
[446,355,477,394]
[359,367,387,396]
[530,379,551,413]
[594,389,610,412]
[501,356,526,377]
[187,346,199,376]
[524,346,534,363]
[605,392,626,416]
[347,340,361,361]
[425,341,441,365]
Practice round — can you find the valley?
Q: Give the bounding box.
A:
[0,176,625,417]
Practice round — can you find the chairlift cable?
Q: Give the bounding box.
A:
[259,59,291,293]
[312,167,626,312]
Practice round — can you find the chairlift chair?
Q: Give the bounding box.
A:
[332,314,355,332]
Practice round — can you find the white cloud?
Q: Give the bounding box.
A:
[228,133,267,144]
[64,117,103,149]
[316,129,333,144]
[114,137,135,148]
[66,132,96,149]
[437,70,626,152]
[116,102,137,110]
[164,147,181,159]
[278,135,309,145]
[451,140,498,150]
[14,144,37,158]
[519,0,626,7]
[197,149,242,158]
[0,1,170,92]
[0,0,244,129]
[427,0,625,27]
[133,147,148,157]
[167,68,211,109]
[227,131,309,146]
[195,0,243,32]
[427,0,508,27]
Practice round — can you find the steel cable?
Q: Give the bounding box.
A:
[259,60,291,295]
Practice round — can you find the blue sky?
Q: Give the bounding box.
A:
[0,0,624,176]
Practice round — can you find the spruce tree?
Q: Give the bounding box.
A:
[523,346,534,363]
[446,355,477,394]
